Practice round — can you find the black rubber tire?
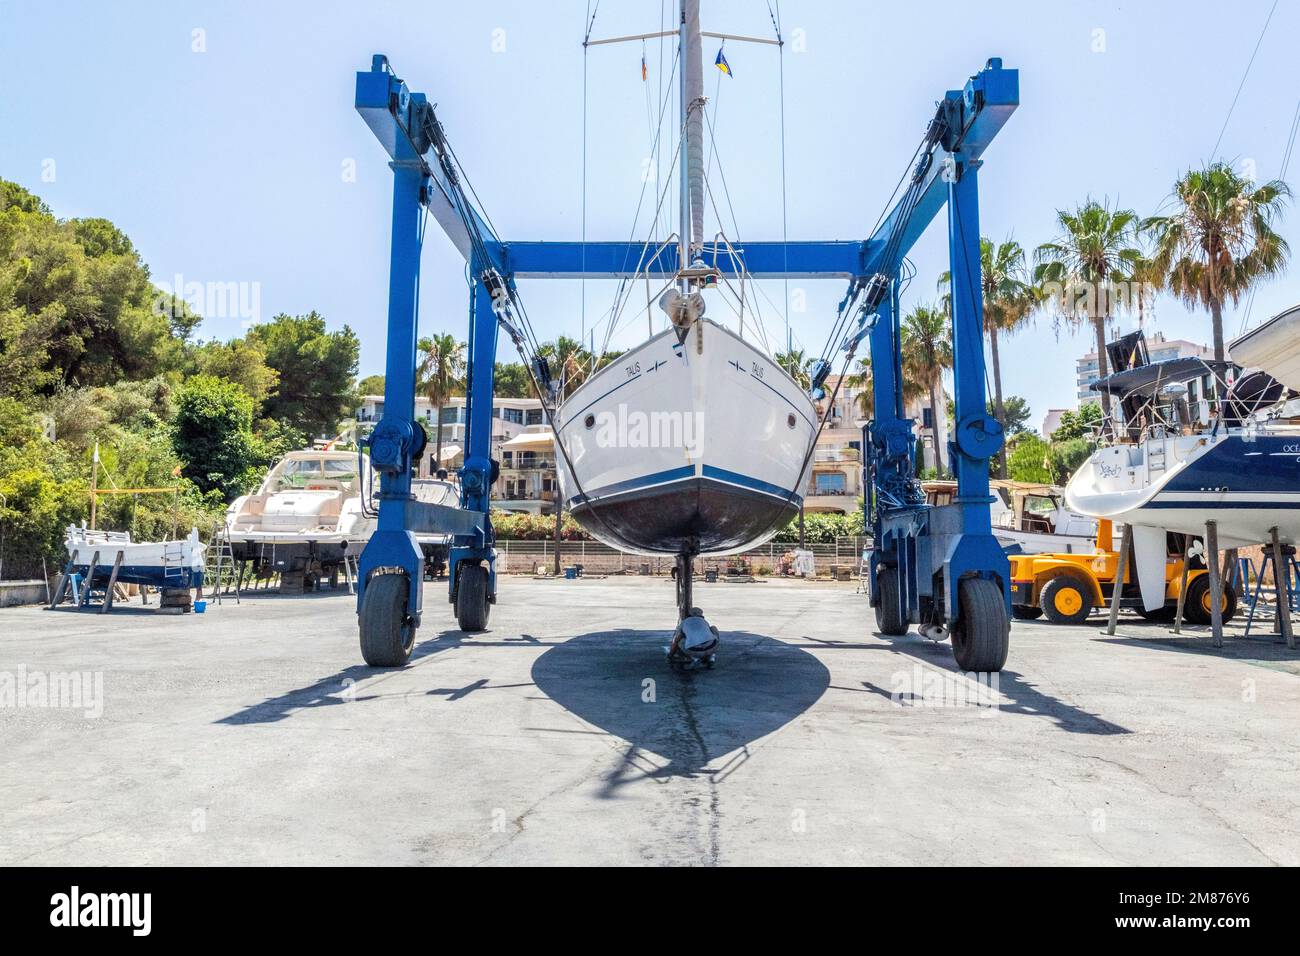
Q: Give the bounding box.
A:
[951,577,1010,673]
[455,562,491,632]
[1040,576,1093,626]
[874,567,909,636]
[359,573,415,667]
[1184,574,1237,626]
[1011,605,1044,620]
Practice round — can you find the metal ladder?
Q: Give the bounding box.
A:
[1146,439,1167,476]
[855,545,872,595]
[210,526,241,605]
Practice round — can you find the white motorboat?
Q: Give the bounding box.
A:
[411,476,458,577]
[225,449,376,580]
[64,526,206,590]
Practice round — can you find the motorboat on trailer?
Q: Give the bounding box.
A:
[63,526,206,590]
[1065,324,1300,612]
[552,0,817,666]
[225,449,376,586]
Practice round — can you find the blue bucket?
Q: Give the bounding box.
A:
[563,567,578,580]
[194,600,207,613]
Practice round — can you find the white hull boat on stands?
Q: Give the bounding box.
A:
[225,449,377,585]
[1065,323,1300,612]
[64,526,206,590]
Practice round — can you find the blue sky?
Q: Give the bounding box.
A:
[2,0,1296,430]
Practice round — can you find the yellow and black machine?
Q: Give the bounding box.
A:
[1008,519,1237,625]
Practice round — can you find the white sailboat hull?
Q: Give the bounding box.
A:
[554,319,817,556]
[1065,429,1300,549]
[65,527,206,589]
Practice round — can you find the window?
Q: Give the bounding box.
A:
[502,407,523,425]
[525,408,543,425]
[922,406,934,428]
[501,451,513,468]
[814,472,847,494]
[440,406,459,424]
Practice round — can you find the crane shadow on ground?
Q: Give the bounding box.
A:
[531,628,830,794]
[855,631,1131,736]
[216,628,475,725]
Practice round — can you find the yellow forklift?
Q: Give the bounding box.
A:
[1008,519,1237,625]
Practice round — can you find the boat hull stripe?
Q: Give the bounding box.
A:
[566,465,697,507]
[567,466,801,508]
[701,464,797,501]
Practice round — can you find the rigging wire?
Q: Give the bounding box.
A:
[1210,0,1279,161]
[1238,94,1300,334]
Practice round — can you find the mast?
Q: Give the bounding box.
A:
[678,0,704,289]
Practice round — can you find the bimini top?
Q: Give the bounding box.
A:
[1231,303,1300,391]
[1089,356,1229,397]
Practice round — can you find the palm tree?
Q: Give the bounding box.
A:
[417,333,467,467]
[1143,162,1291,364]
[538,336,594,396]
[900,304,953,473]
[939,236,1037,477]
[775,348,812,390]
[844,355,926,421]
[1034,199,1143,424]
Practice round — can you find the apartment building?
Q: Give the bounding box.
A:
[1075,331,1213,406]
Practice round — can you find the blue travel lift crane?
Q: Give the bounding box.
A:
[351,53,1018,672]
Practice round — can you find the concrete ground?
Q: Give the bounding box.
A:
[1,575,1298,866]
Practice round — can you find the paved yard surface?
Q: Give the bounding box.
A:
[1,576,1297,865]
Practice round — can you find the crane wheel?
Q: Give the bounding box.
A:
[951,577,1009,673]
[1040,576,1092,626]
[455,562,491,632]
[359,573,416,667]
[874,568,909,636]
[1184,575,1237,626]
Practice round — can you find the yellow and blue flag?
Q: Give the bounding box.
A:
[715,48,733,77]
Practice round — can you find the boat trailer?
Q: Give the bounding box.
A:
[351,53,1017,672]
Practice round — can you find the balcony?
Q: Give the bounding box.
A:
[813,448,860,462]
[502,457,557,472]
